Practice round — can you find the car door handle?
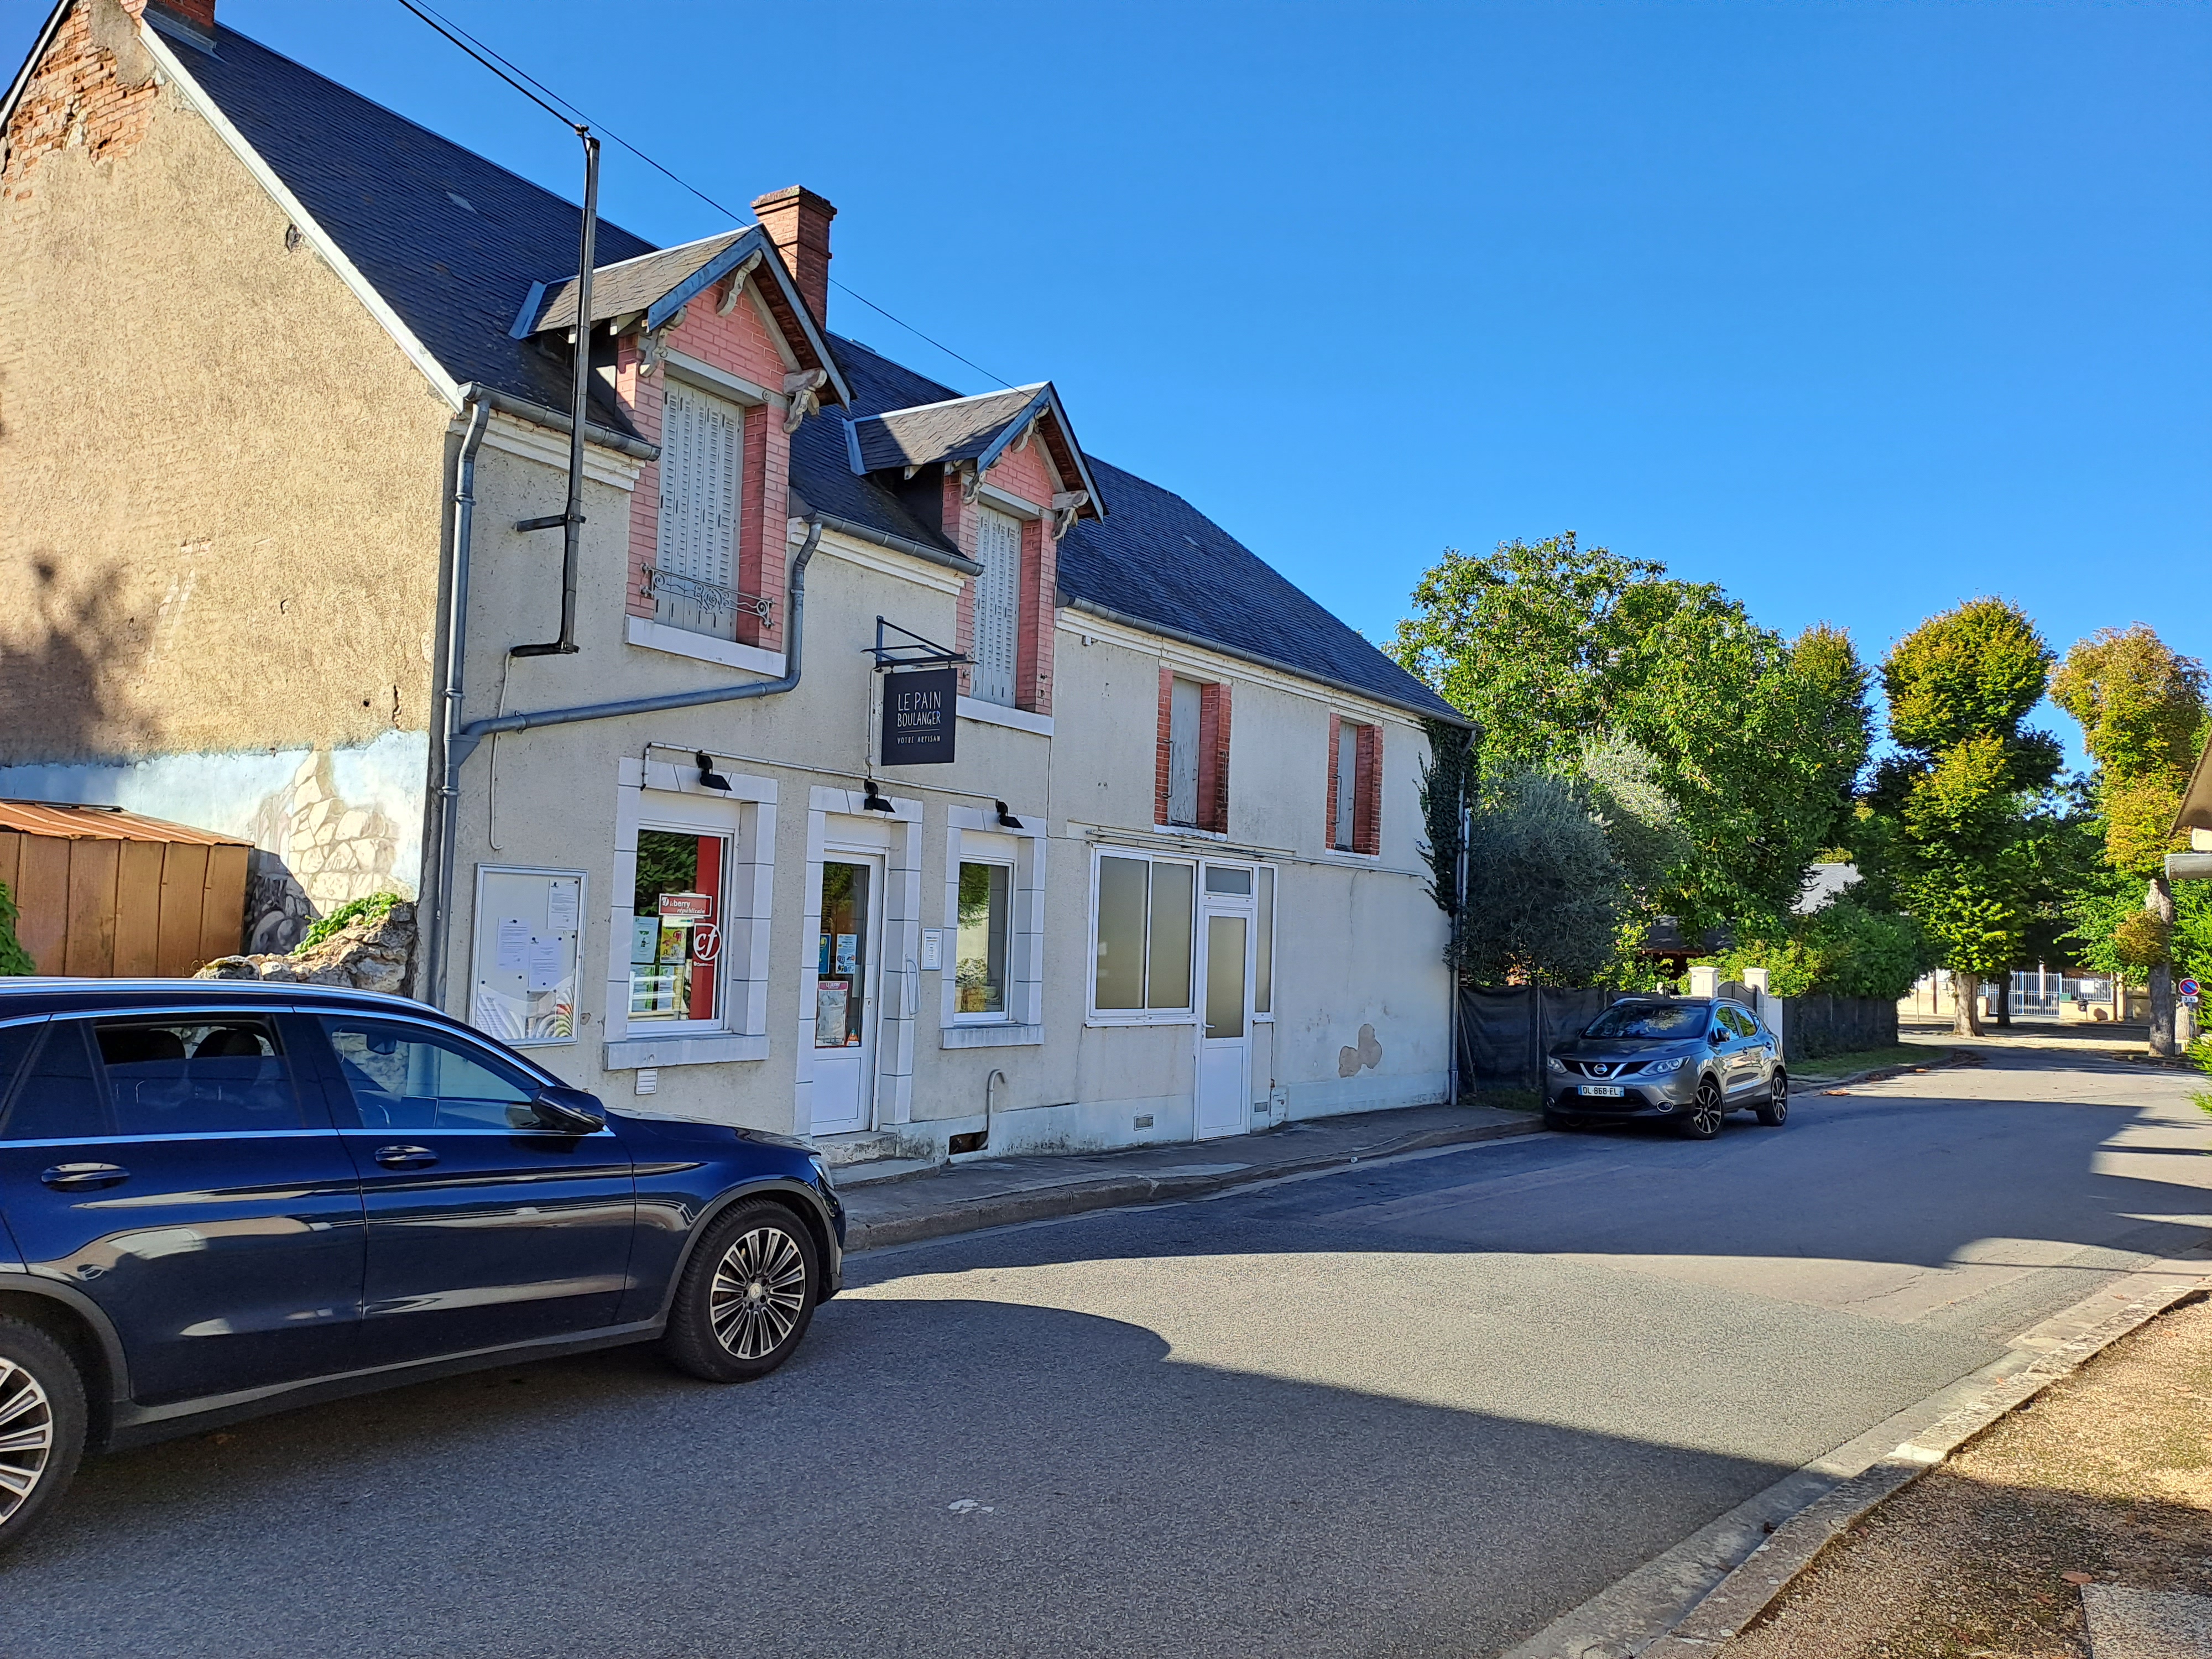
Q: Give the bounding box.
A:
[41,1162,128,1191]
[373,1145,437,1170]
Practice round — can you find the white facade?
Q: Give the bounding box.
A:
[432,434,1454,1164]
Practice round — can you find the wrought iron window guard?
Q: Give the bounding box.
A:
[646,567,774,623]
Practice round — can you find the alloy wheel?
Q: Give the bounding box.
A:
[1686,1081,1725,1139]
[0,1357,54,1526]
[1760,1072,1789,1126]
[708,1226,810,1360]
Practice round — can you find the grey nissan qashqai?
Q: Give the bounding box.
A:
[0,978,844,1555]
[1543,995,1788,1139]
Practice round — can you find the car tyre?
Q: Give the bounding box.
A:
[1680,1078,1725,1140]
[1756,1070,1789,1127]
[0,1317,87,1557]
[661,1199,821,1384]
[1542,1109,1579,1133]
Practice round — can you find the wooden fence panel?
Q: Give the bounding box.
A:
[16,835,71,974]
[113,841,165,976]
[155,843,210,978]
[64,839,121,976]
[199,844,248,970]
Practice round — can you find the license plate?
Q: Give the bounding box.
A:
[1581,1084,1625,1098]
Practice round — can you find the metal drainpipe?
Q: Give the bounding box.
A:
[427,519,824,1011]
[513,130,599,659]
[421,397,493,1011]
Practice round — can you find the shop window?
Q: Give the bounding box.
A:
[630,828,728,1026]
[956,860,1011,1016]
[1092,852,1195,1016]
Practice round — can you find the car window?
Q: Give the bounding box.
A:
[0,1020,101,1141]
[91,1016,305,1136]
[320,1018,537,1131]
[1582,1002,1705,1040]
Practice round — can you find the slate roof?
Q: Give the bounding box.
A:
[119,10,1460,726]
[825,341,1459,723]
[526,230,747,333]
[852,387,1044,472]
[155,19,656,424]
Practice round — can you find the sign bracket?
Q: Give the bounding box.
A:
[868,615,969,674]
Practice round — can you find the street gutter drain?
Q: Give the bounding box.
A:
[947,1130,988,1156]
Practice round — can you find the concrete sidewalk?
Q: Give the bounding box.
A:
[836,1100,1539,1252]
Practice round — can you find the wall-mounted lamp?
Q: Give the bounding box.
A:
[862,781,896,813]
[994,800,1024,830]
[696,752,731,791]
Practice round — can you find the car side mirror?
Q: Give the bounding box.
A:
[1709,1026,1725,1044]
[511,1086,606,1134]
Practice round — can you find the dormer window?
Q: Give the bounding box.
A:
[971,506,1021,706]
[653,382,744,641]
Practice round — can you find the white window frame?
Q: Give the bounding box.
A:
[602,757,776,1071]
[971,504,1022,707]
[1253,863,1277,1023]
[1085,844,1200,1027]
[941,807,1045,1047]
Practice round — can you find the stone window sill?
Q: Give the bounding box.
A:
[603,1032,769,1071]
[625,615,785,677]
[939,1022,1046,1050]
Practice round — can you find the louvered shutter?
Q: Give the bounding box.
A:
[654,383,742,638]
[972,508,1021,706]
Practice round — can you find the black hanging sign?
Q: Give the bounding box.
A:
[881,667,957,765]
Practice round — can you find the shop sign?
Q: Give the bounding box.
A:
[658,891,713,923]
[881,666,957,765]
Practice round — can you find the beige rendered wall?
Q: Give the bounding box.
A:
[0,4,455,936]
[0,6,450,768]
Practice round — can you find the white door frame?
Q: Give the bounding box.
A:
[1194,861,1258,1140]
[795,789,922,1139]
[808,844,886,1136]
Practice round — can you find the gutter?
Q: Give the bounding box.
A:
[420,395,494,1009]
[1062,596,1472,729]
[811,509,981,577]
[461,383,658,463]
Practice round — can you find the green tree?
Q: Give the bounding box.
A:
[2050,624,2209,1054]
[1456,767,1630,987]
[1870,599,2061,1036]
[1393,535,1874,939]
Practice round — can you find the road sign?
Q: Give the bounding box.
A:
[2182,978,2201,999]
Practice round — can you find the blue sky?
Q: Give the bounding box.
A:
[9,1,2205,761]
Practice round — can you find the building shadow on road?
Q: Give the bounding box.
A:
[4,1294,1801,1659]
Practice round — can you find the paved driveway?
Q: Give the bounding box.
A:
[3,1047,2207,1658]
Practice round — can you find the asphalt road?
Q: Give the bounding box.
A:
[4,1047,2208,1658]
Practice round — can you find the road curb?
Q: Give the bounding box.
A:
[1636,1265,2212,1658]
[844,1116,1540,1253]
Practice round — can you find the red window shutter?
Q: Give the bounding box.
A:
[1324,712,1342,849]
[1198,682,1230,834]
[1354,723,1382,855]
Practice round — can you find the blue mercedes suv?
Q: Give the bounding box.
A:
[0,979,843,1553]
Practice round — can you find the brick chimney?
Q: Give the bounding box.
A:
[136,0,218,31]
[750,186,835,325]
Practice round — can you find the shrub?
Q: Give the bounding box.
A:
[296,891,401,954]
[0,881,32,977]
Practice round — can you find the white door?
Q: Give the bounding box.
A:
[810,852,883,1135]
[1196,868,1255,1139]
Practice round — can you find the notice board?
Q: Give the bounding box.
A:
[470,865,586,1046]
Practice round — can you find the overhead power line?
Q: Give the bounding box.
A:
[392,0,1016,392]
